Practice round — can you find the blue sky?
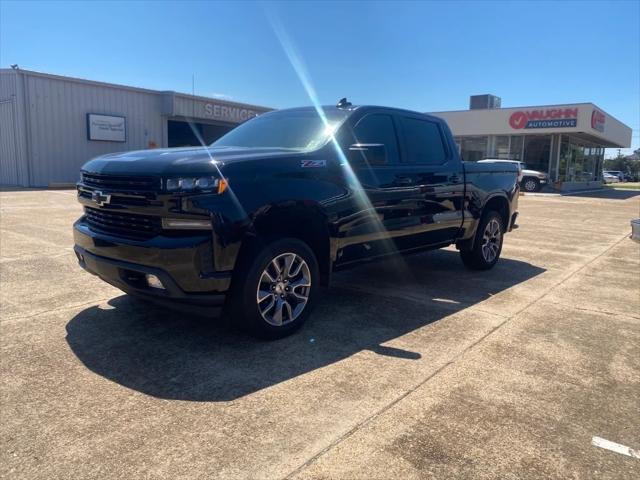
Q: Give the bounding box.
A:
[1,0,638,154]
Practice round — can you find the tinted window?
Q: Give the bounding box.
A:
[349,114,400,164]
[212,109,349,151]
[400,117,448,164]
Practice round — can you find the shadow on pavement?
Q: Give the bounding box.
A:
[565,188,639,200]
[66,249,545,401]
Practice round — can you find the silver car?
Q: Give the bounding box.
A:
[603,170,625,182]
[603,172,620,183]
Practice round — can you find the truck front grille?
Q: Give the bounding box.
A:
[81,172,159,192]
[84,207,161,239]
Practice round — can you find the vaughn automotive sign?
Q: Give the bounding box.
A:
[508,107,578,130]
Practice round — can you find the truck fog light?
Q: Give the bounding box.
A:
[162,218,212,229]
[145,274,165,289]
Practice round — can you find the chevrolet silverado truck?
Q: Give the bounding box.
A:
[74,100,519,338]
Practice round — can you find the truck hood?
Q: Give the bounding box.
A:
[81,146,303,176]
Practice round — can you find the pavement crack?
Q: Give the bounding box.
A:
[545,301,640,320]
[283,233,633,479]
[2,297,115,325]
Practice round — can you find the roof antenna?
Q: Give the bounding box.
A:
[336,97,352,108]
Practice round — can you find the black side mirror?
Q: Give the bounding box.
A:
[348,143,387,166]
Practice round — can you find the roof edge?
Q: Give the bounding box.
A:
[0,68,272,111]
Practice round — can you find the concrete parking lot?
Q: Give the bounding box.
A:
[1,188,639,479]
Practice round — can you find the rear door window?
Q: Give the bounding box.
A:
[400,117,448,165]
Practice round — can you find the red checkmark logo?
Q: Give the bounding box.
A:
[509,111,528,129]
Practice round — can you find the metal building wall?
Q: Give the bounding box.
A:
[0,69,271,187]
[22,71,165,186]
[0,70,29,186]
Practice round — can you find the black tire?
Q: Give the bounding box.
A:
[522,177,540,192]
[228,237,319,339]
[460,211,504,270]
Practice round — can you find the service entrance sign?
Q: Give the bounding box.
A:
[87,113,126,142]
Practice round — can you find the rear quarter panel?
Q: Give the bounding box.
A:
[461,161,520,240]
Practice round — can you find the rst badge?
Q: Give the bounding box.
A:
[91,190,111,206]
[301,160,326,168]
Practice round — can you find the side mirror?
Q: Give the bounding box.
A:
[348,143,387,166]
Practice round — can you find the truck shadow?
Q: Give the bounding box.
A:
[66,249,545,402]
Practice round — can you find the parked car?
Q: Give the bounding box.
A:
[73,101,520,338]
[603,172,621,183]
[478,159,548,192]
[604,170,625,182]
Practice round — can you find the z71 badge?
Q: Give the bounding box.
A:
[301,160,326,168]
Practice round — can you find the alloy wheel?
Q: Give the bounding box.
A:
[481,218,502,263]
[256,252,311,326]
[524,179,537,192]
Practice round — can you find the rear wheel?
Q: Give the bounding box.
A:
[229,238,319,339]
[460,211,504,270]
[522,177,540,192]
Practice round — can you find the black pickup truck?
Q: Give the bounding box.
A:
[74,101,519,338]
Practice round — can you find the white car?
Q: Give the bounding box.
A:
[603,170,625,182]
[478,159,549,192]
[603,172,620,183]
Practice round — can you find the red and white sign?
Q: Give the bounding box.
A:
[591,110,605,132]
[509,108,578,130]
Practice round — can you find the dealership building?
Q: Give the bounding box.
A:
[431,95,632,191]
[0,68,270,187]
[0,70,633,191]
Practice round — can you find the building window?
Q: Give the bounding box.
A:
[558,136,604,182]
[495,136,510,159]
[459,136,488,161]
[509,136,524,161]
[523,135,551,172]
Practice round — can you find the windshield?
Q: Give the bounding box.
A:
[211,109,349,151]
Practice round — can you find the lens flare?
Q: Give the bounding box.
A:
[264,8,410,276]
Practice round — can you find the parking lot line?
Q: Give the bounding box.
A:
[592,437,640,459]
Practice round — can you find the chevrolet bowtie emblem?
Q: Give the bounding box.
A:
[91,190,111,206]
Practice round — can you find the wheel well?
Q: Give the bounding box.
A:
[243,205,331,286]
[483,195,510,230]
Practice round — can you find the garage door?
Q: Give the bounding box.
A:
[0,99,20,185]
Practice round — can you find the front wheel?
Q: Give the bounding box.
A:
[228,238,319,339]
[460,211,504,270]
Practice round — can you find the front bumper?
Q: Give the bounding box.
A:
[73,219,231,315]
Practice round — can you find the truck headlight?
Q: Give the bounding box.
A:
[164,176,228,194]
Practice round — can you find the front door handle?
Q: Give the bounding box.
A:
[449,174,461,184]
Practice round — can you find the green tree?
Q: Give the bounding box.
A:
[604,151,640,180]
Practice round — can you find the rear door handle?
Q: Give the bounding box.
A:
[449,174,461,184]
[394,176,412,186]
